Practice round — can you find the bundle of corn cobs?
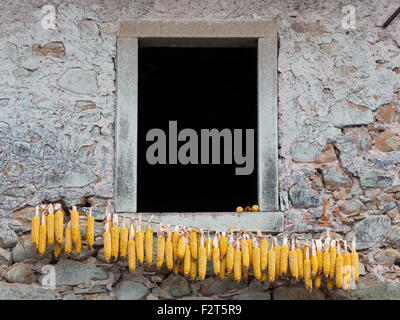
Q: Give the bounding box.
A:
[30,206,359,293]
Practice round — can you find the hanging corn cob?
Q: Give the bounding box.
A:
[295,240,304,279]
[198,230,207,280]
[206,230,212,262]
[322,234,331,278]
[219,255,226,280]
[119,217,129,259]
[351,239,359,283]
[329,239,337,279]
[212,233,221,277]
[65,222,72,255]
[280,236,289,277]
[128,219,136,272]
[247,234,253,267]
[86,208,95,251]
[183,236,191,278]
[145,216,154,266]
[190,257,197,280]
[304,246,312,293]
[189,228,198,260]
[54,241,62,258]
[316,239,323,275]
[234,239,242,283]
[31,206,40,248]
[70,206,80,244]
[241,233,249,272]
[252,237,262,281]
[172,225,181,263]
[75,225,82,254]
[111,213,119,261]
[314,274,322,289]
[54,203,64,244]
[103,222,111,263]
[46,204,55,246]
[268,239,276,285]
[220,231,227,259]
[288,238,299,281]
[136,214,144,265]
[226,233,234,275]
[335,242,343,289]
[165,225,173,271]
[342,240,351,292]
[273,237,281,278]
[176,229,187,264]
[311,240,318,278]
[156,224,165,269]
[38,212,47,256]
[259,230,268,275]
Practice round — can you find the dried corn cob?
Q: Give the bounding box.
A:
[273,237,281,277]
[327,277,334,290]
[183,239,191,278]
[172,225,181,262]
[322,236,330,278]
[111,213,119,261]
[86,208,95,250]
[314,274,322,289]
[46,204,55,246]
[198,231,207,280]
[280,236,289,277]
[128,220,136,272]
[219,255,226,280]
[189,228,198,260]
[136,214,144,264]
[335,243,343,289]
[241,234,249,272]
[190,257,197,280]
[329,240,337,279]
[252,237,262,281]
[220,232,227,259]
[304,247,312,293]
[226,233,234,275]
[316,239,323,275]
[31,206,40,248]
[260,235,268,274]
[165,226,173,271]
[176,230,187,264]
[70,206,80,244]
[213,233,221,277]
[295,240,304,279]
[38,213,47,256]
[156,224,165,269]
[234,240,242,283]
[288,238,299,281]
[268,240,276,285]
[54,241,62,258]
[311,240,318,278]
[119,217,128,259]
[206,230,212,262]
[103,223,111,263]
[145,216,154,265]
[247,234,253,267]
[342,240,351,292]
[75,226,82,254]
[351,239,359,283]
[65,222,72,255]
[54,203,64,244]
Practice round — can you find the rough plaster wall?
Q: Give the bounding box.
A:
[0,0,400,284]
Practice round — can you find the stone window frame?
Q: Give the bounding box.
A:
[115,19,282,232]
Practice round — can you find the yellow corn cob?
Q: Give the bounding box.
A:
[220,232,227,259]
[136,214,144,264]
[54,241,62,258]
[336,243,343,289]
[304,247,312,293]
[31,206,40,248]
[212,234,221,276]
[260,237,268,274]
[314,274,322,289]
[342,240,352,292]
[241,234,249,272]
[323,238,330,278]
[280,237,289,277]
[86,208,95,250]
[70,206,80,244]
[351,239,359,283]
[156,224,165,269]
[268,241,276,285]
[128,220,136,272]
[234,240,242,283]
[247,235,253,267]
[65,222,72,255]
[252,237,261,281]
[198,231,207,280]
[296,244,304,279]
[190,257,197,280]
[329,240,337,279]
[189,229,198,260]
[176,232,187,263]
[111,214,119,260]
[172,225,181,262]
[183,241,191,277]
[46,204,55,246]
[103,223,111,262]
[261,272,267,282]
[327,277,334,290]
[243,262,249,280]
[316,239,323,275]
[165,226,173,270]
[38,213,47,256]
[54,203,64,244]
[226,234,234,275]
[119,217,128,259]
[311,240,318,278]
[206,231,212,262]
[274,237,281,277]
[288,238,299,280]
[75,227,82,254]
[219,256,226,280]
[145,220,153,266]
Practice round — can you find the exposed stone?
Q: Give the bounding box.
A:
[58,68,98,94]
[291,142,337,163]
[32,42,65,57]
[12,141,30,157]
[329,100,374,128]
[233,292,271,300]
[54,260,107,286]
[289,186,323,208]
[341,200,363,215]
[62,293,80,300]
[354,215,391,250]
[273,286,325,300]
[374,132,400,152]
[2,187,32,199]
[248,278,269,292]
[0,227,18,248]
[358,135,372,152]
[373,249,400,267]
[160,274,191,297]
[200,277,246,296]
[116,280,149,300]
[12,235,51,262]
[86,293,113,300]
[70,245,96,261]
[375,104,397,123]
[0,282,56,300]
[75,100,96,112]
[12,207,35,228]
[152,287,174,300]
[360,170,393,189]
[387,226,400,245]
[41,170,98,188]
[177,296,214,300]
[321,166,352,190]
[3,163,23,177]
[0,247,12,265]
[3,264,35,284]
[73,284,107,294]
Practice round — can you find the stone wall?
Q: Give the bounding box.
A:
[0,0,399,299]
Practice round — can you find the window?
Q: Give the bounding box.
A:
[115,20,279,222]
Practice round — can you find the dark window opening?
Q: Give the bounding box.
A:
[138,47,257,212]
